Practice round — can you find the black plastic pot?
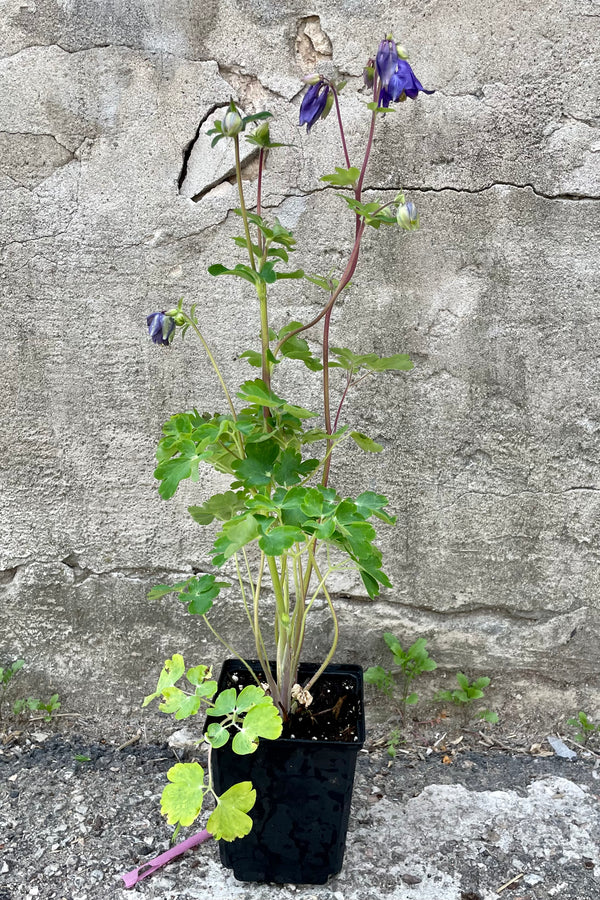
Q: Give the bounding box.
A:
[210,659,365,884]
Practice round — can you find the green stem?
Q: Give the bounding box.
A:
[257,280,271,392]
[302,550,339,693]
[187,318,239,425]
[234,135,256,273]
[201,615,260,685]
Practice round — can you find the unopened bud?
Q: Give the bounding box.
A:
[397,201,419,231]
[363,60,375,88]
[253,121,270,144]
[396,44,409,60]
[302,72,322,85]
[223,109,243,136]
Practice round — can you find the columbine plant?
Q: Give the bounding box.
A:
[144,35,433,842]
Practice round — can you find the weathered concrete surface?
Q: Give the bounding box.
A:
[2,734,600,900]
[1,1,599,717]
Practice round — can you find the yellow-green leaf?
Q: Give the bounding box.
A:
[160,762,206,827]
[207,781,256,841]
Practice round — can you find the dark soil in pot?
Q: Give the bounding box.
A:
[210,660,365,885]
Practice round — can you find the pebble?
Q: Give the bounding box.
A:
[167,727,199,750]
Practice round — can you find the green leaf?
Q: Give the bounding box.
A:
[213,515,261,564]
[207,781,256,841]
[232,440,280,488]
[188,491,248,525]
[383,632,404,660]
[154,456,193,500]
[472,676,491,690]
[368,353,413,372]
[161,762,206,827]
[159,686,202,720]
[206,722,230,748]
[234,685,271,712]
[143,654,186,707]
[320,166,360,187]
[239,700,283,743]
[237,379,282,408]
[179,574,229,616]
[355,491,396,525]
[148,580,190,601]
[273,449,319,487]
[303,272,341,292]
[258,260,278,284]
[366,101,396,113]
[207,263,258,285]
[406,692,419,705]
[207,687,238,717]
[186,665,211,686]
[267,247,289,262]
[259,525,305,556]
[278,324,322,372]
[275,269,305,280]
[350,431,383,453]
[300,486,338,518]
[455,673,469,691]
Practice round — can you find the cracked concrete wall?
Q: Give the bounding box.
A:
[1,0,599,721]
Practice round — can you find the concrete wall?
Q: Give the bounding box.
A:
[1,1,599,720]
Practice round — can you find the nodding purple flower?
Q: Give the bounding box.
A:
[147,311,176,346]
[376,38,399,89]
[379,58,434,107]
[299,80,330,132]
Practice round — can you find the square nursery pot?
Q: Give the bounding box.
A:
[210,659,365,884]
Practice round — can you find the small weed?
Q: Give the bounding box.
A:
[567,711,599,745]
[365,633,437,724]
[435,673,498,725]
[0,659,61,725]
[386,728,403,758]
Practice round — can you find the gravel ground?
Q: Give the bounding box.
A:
[0,725,599,900]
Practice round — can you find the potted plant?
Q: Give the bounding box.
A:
[141,34,433,885]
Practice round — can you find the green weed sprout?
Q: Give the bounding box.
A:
[365,633,437,723]
[567,711,599,745]
[435,673,498,725]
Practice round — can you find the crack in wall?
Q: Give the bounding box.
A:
[337,594,589,628]
[177,101,229,192]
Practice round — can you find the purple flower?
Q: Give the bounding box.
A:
[379,59,434,107]
[147,311,176,346]
[299,81,330,132]
[376,38,399,89]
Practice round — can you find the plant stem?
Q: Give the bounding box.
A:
[201,616,260,685]
[187,319,241,440]
[302,550,339,694]
[257,148,265,253]
[234,135,256,273]
[332,87,351,169]
[257,280,271,391]
[333,371,353,434]
[322,306,333,487]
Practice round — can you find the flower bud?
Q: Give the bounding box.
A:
[396,44,409,60]
[253,121,271,145]
[397,201,419,231]
[363,60,375,88]
[301,72,322,85]
[222,109,243,137]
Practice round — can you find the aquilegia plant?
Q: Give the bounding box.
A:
[143,35,433,842]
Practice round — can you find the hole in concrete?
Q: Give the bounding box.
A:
[295,15,333,69]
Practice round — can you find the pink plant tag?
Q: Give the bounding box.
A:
[120,829,211,888]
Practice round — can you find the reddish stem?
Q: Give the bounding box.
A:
[332,87,351,170]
